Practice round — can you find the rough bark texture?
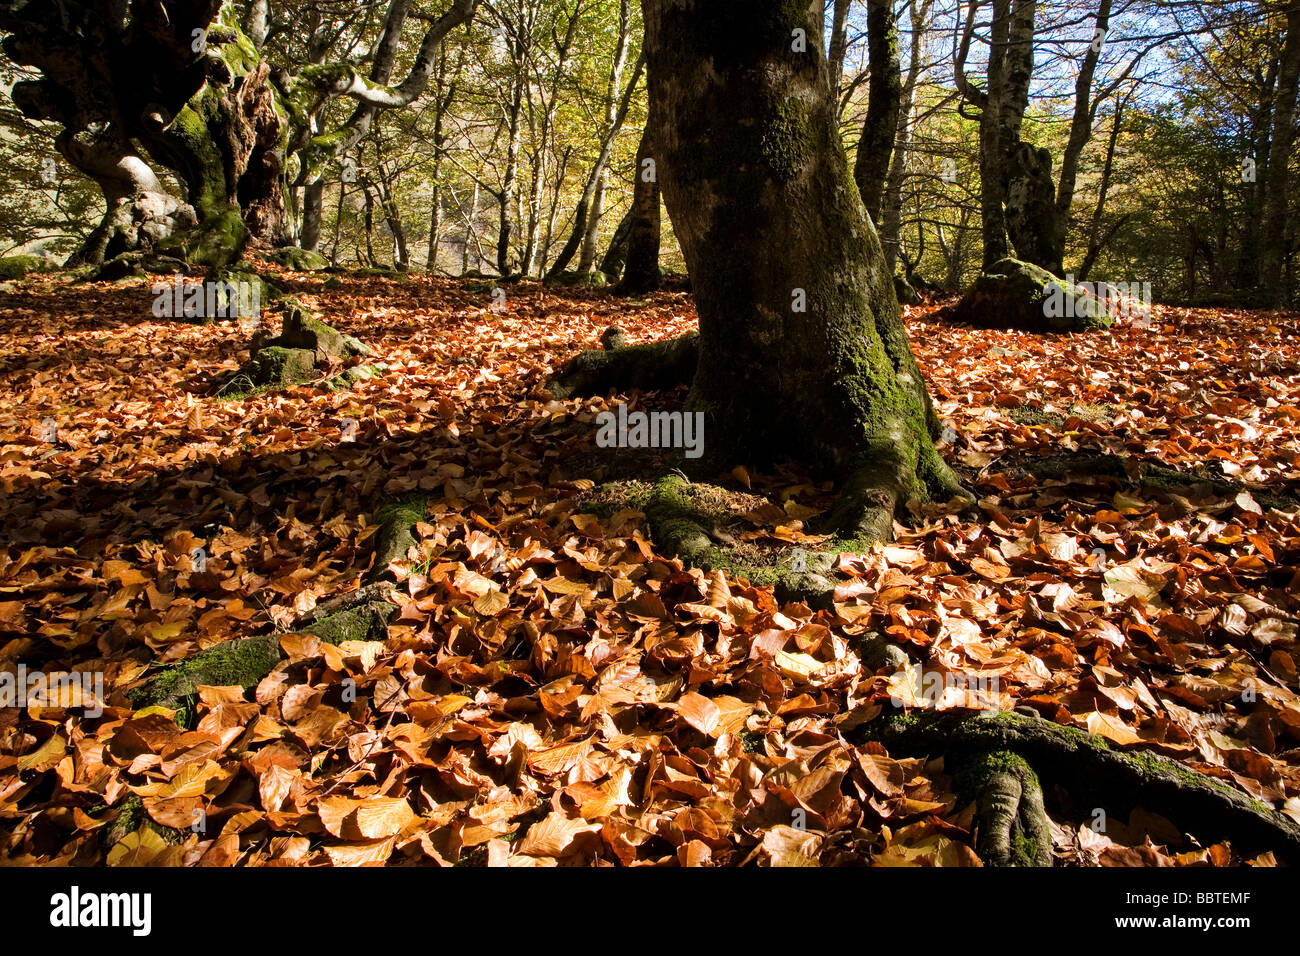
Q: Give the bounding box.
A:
[642,0,964,536]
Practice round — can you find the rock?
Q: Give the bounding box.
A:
[0,255,47,280]
[238,346,316,388]
[601,326,628,350]
[276,307,370,360]
[950,257,1114,332]
[215,307,371,396]
[268,247,328,271]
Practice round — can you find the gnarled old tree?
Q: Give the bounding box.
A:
[552,0,966,548]
[0,0,477,268]
[544,0,1300,866]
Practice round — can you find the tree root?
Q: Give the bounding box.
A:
[643,474,719,569]
[128,598,396,727]
[857,710,1300,864]
[366,497,429,584]
[129,496,423,726]
[959,751,1054,867]
[546,331,699,400]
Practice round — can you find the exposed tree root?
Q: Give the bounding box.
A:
[545,331,699,400]
[959,750,1054,866]
[366,497,429,584]
[128,597,395,727]
[130,497,427,726]
[857,710,1300,864]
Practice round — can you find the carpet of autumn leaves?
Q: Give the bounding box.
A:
[2,266,1300,867]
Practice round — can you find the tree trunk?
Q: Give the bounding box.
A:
[880,0,933,273]
[643,0,964,538]
[497,76,524,276]
[974,0,1013,269]
[301,179,326,252]
[827,0,853,94]
[1051,0,1112,277]
[616,124,661,294]
[1261,1,1300,308]
[599,207,634,278]
[854,0,902,225]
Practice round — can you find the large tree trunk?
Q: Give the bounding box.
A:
[643,0,964,538]
[1261,1,1300,308]
[616,125,661,294]
[56,126,197,267]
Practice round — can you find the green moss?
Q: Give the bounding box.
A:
[368,498,429,583]
[131,602,394,726]
[130,633,283,723]
[1009,832,1041,866]
[100,794,184,850]
[0,255,45,279]
[954,749,1038,800]
[760,99,815,181]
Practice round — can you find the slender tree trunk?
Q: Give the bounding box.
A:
[428,183,443,272]
[1239,61,1277,290]
[498,76,524,276]
[1261,1,1300,308]
[855,0,902,225]
[600,207,634,278]
[301,180,326,252]
[1077,93,1128,282]
[643,0,963,537]
[1052,0,1112,273]
[880,0,933,272]
[828,0,853,94]
[462,181,480,273]
[616,124,661,294]
[976,0,1013,269]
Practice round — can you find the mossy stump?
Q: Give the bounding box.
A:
[950,258,1114,333]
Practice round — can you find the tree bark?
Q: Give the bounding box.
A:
[854,0,902,225]
[642,0,964,538]
[1261,1,1300,308]
[616,124,662,294]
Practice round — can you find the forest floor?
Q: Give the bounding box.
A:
[1,267,1299,866]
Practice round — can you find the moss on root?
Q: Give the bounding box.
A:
[100,794,184,851]
[857,710,1300,863]
[367,497,429,584]
[130,601,394,726]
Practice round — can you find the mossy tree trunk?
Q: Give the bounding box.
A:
[642,0,964,539]
[4,0,478,267]
[2,0,288,267]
